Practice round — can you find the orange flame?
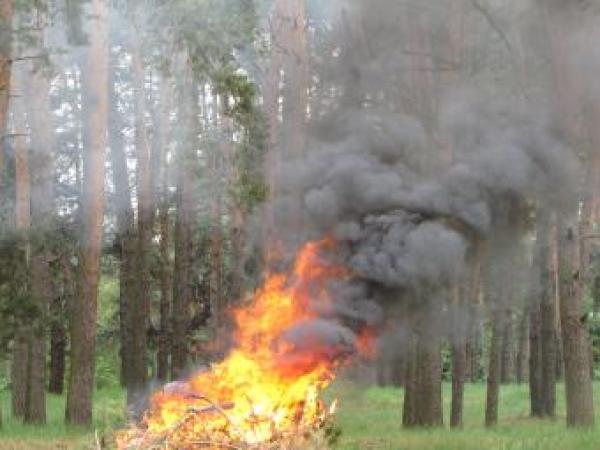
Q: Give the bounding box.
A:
[117,238,373,449]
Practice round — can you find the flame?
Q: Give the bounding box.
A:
[117,238,372,449]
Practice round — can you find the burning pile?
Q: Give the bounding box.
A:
[117,239,370,449]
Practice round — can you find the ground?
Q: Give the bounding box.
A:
[1,382,600,449]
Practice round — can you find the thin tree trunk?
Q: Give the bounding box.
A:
[538,212,556,417]
[156,74,172,383]
[529,293,543,417]
[500,308,515,384]
[48,257,69,395]
[450,285,466,428]
[450,338,466,428]
[485,307,502,427]
[65,0,108,425]
[515,308,529,384]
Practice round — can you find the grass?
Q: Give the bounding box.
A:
[328,381,600,450]
[0,387,125,449]
[1,382,600,449]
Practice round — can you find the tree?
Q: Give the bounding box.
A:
[155,72,173,383]
[65,0,109,425]
[170,63,198,379]
[10,65,29,421]
[128,10,153,402]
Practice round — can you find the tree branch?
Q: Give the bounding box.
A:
[470,0,514,53]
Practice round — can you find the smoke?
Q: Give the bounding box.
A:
[266,0,584,361]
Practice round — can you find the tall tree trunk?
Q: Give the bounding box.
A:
[11,66,29,420]
[170,67,198,379]
[528,292,543,417]
[538,211,556,417]
[485,306,502,427]
[65,0,108,425]
[25,24,54,421]
[128,19,153,402]
[558,213,595,427]
[156,74,172,383]
[108,49,135,389]
[261,2,283,248]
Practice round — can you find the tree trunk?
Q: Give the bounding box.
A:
[558,214,595,427]
[538,212,556,417]
[65,0,108,426]
[0,0,13,158]
[485,307,502,427]
[515,308,529,384]
[129,19,153,402]
[402,336,417,428]
[156,74,172,383]
[170,67,198,379]
[450,339,466,428]
[450,285,466,428]
[528,293,543,417]
[48,266,67,395]
[25,26,54,421]
[108,50,135,389]
[11,66,30,420]
[500,307,515,384]
[415,331,443,427]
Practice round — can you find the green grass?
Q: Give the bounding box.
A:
[0,388,125,449]
[328,381,600,450]
[1,383,600,449]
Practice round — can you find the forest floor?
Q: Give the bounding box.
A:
[1,382,600,449]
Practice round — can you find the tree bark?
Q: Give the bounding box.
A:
[558,214,595,427]
[128,18,153,401]
[170,66,198,379]
[11,66,29,420]
[0,0,13,155]
[65,0,108,426]
[450,285,466,428]
[25,24,54,421]
[538,212,556,417]
[156,74,172,383]
[500,307,515,384]
[48,257,69,395]
[108,50,136,389]
[485,306,502,427]
[450,338,466,428]
[402,335,417,428]
[528,292,543,418]
[515,308,529,384]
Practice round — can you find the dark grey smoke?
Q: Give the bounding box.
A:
[265,0,581,360]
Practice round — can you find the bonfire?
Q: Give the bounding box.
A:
[116,239,370,449]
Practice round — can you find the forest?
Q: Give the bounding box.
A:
[0,0,599,449]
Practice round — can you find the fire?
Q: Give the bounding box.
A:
[117,238,370,449]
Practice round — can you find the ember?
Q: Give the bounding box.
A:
[116,239,370,449]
